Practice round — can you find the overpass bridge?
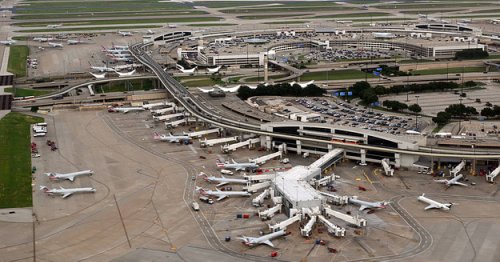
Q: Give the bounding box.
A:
[129,41,500,160]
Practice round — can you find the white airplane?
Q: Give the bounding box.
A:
[108,106,145,113]
[238,230,287,248]
[176,64,197,73]
[33,37,54,42]
[216,85,240,93]
[89,72,106,79]
[434,174,468,187]
[372,32,397,39]
[195,186,251,201]
[67,39,85,45]
[110,56,131,62]
[216,159,259,171]
[207,65,222,73]
[417,193,453,211]
[48,42,63,48]
[491,19,500,25]
[198,172,248,187]
[90,64,114,72]
[46,23,62,28]
[418,14,428,19]
[290,80,314,88]
[112,44,129,50]
[45,170,93,182]
[107,52,131,57]
[349,197,389,211]
[197,87,214,93]
[0,39,17,45]
[153,132,190,143]
[336,20,352,24]
[405,130,421,135]
[114,69,136,77]
[146,29,155,35]
[118,30,133,36]
[40,185,96,199]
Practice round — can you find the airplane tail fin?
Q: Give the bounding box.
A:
[39,186,49,192]
[153,132,160,139]
[198,172,207,177]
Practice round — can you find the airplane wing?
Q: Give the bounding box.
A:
[122,109,130,114]
[434,179,447,183]
[263,240,274,247]
[216,182,228,187]
[424,204,439,210]
[217,195,227,201]
[452,181,468,187]
[359,205,368,211]
[62,192,73,198]
[68,176,75,182]
[231,159,238,164]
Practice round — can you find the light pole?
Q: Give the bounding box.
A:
[415,95,420,105]
[446,62,449,81]
[458,97,463,133]
[471,144,476,176]
[415,95,420,129]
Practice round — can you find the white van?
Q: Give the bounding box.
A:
[33,132,46,137]
[36,122,47,126]
[191,202,200,211]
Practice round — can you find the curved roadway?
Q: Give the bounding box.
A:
[129,42,500,160]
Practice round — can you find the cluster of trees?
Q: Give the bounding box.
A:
[237,83,326,100]
[350,81,378,105]
[381,100,422,113]
[455,49,489,60]
[379,65,409,76]
[432,103,478,125]
[481,104,500,118]
[372,81,460,95]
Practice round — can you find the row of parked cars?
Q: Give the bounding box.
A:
[294,98,414,134]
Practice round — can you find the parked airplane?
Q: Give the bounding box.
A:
[238,230,286,248]
[90,64,114,72]
[48,42,63,48]
[117,30,133,36]
[207,65,222,73]
[40,186,96,198]
[348,197,389,211]
[146,29,155,35]
[153,132,190,143]
[46,23,62,28]
[434,174,468,187]
[0,39,17,45]
[33,37,54,42]
[417,193,453,210]
[89,72,106,79]
[46,170,93,182]
[108,106,145,113]
[195,186,251,201]
[198,172,248,187]
[114,69,136,77]
[176,64,197,73]
[197,87,214,93]
[67,39,85,45]
[216,159,259,171]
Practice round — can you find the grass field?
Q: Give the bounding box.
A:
[187,23,237,27]
[0,112,43,208]
[300,69,376,81]
[182,78,218,87]
[95,79,153,93]
[263,20,309,24]
[314,12,391,19]
[4,88,52,97]
[12,10,207,20]
[15,17,221,27]
[17,25,162,33]
[412,67,486,75]
[244,74,288,82]
[237,14,306,20]
[7,46,29,77]
[15,0,194,14]
[377,3,494,9]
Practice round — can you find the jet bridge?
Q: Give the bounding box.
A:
[309,174,339,188]
[300,215,317,237]
[323,205,367,227]
[244,181,271,193]
[165,118,186,128]
[486,165,500,182]
[269,213,301,232]
[152,107,176,116]
[317,215,345,237]
[381,158,394,177]
[186,128,221,138]
[259,204,282,220]
[222,138,260,153]
[309,148,344,173]
[200,136,238,147]
[252,188,270,207]
[451,160,466,177]
[87,84,95,96]
[319,192,349,205]
[244,173,275,183]
[153,112,186,121]
[249,151,282,165]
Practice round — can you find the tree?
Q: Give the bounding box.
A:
[408,104,422,114]
[432,111,451,125]
[30,106,39,113]
[454,49,489,60]
[481,107,495,117]
[360,88,378,105]
[351,81,371,97]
